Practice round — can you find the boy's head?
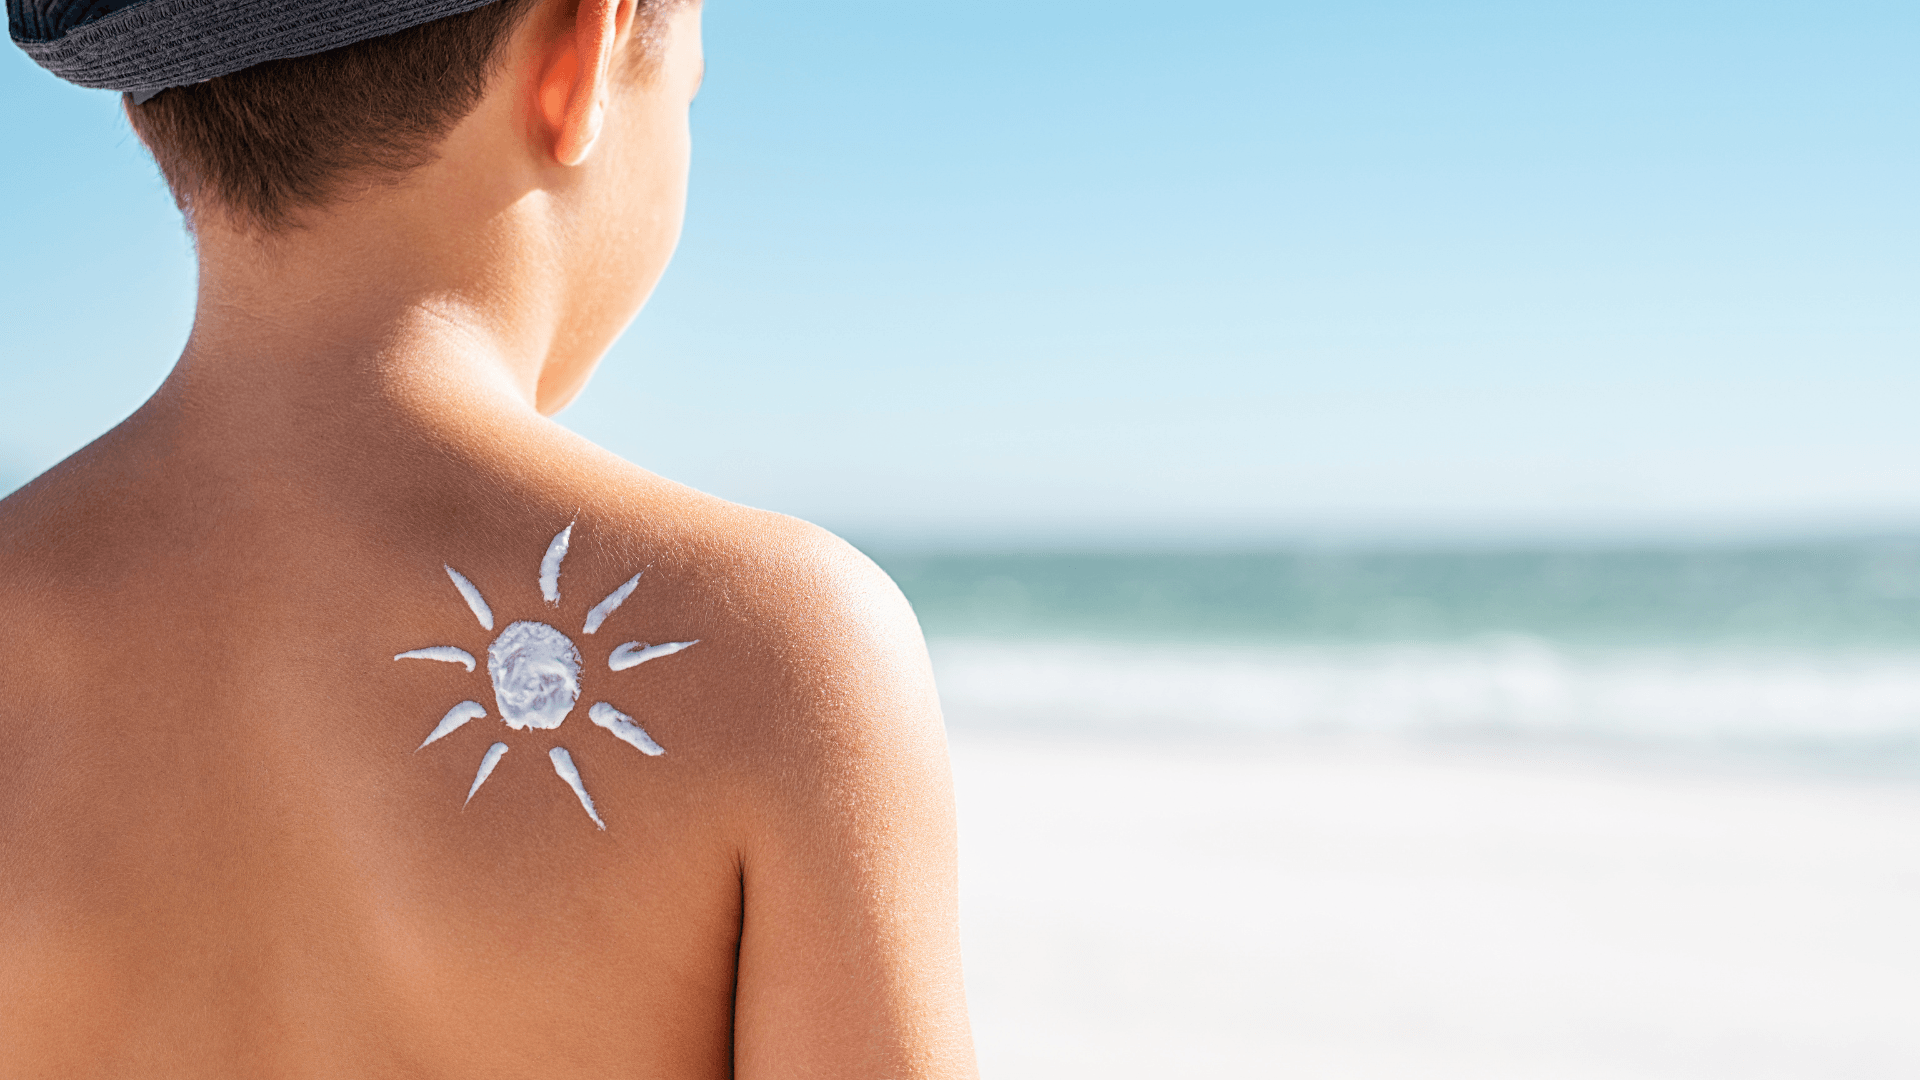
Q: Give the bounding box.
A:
[13,0,704,411]
[117,0,688,233]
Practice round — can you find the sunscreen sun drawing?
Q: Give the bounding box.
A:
[393,524,698,830]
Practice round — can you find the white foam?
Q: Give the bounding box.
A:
[486,621,581,730]
[589,701,666,756]
[549,746,605,829]
[583,572,642,635]
[608,639,698,672]
[540,524,572,605]
[928,638,1920,749]
[466,742,509,805]
[394,646,476,672]
[418,700,486,750]
[444,565,494,631]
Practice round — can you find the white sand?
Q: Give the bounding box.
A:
[952,733,1920,1079]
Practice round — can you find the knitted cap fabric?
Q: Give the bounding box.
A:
[9,0,503,99]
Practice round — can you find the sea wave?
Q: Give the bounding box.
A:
[928,638,1920,759]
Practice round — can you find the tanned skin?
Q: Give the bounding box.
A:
[0,2,977,1075]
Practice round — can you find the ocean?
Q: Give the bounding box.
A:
[872,542,1920,770]
[885,542,1920,1076]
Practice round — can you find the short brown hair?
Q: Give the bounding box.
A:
[127,0,675,233]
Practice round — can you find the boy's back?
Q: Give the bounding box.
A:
[0,0,973,1071]
[0,381,965,1075]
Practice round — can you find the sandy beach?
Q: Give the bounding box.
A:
[952,732,1920,1079]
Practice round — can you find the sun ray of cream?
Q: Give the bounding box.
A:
[588,702,666,756]
[583,572,643,635]
[540,524,573,606]
[548,747,605,829]
[394,646,476,672]
[419,700,487,751]
[444,565,494,631]
[467,742,509,805]
[608,640,698,672]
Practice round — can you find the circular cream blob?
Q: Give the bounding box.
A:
[486,620,583,731]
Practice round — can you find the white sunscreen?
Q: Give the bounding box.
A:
[395,646,476,672]
[539,524,572,605]
[589,701,666,756]
[549,747,605,829]
[486,621,581,730]
[399,522,697,828]
[583,572,643,635]
[467,742,509,805]
[418,700,486,750]
[608,640,699,672]
[445,565,494,631]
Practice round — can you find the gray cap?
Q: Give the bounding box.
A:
[9,0,504,101]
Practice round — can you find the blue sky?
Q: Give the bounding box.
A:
[3,0,1918,543]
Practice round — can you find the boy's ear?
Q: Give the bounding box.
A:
[539,0,637,167]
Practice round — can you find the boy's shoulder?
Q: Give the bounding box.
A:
[0,426,938,766]
[450,448,940,777]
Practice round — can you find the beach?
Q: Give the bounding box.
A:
[880,545,1920,1074]
[5,0,1913,1070]
[951,729,1920,1078]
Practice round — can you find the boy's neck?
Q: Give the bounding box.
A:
[98,210,583,495]
[177,192,561,419]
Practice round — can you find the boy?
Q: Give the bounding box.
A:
[1,1,977,1075]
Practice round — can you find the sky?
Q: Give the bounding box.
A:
[3,0,1919,544]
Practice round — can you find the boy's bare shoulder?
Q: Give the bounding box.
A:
[539,458,940,780]
[0,429,941,791]
[0,446,139,647]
